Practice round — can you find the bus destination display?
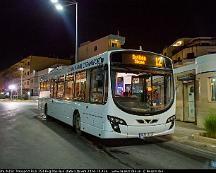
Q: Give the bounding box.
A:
[111,51,172,68]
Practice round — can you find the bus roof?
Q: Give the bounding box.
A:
[41,49,171,80]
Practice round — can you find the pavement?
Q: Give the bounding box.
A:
[173,120,216,154]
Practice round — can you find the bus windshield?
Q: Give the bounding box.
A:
[111,65,174,115]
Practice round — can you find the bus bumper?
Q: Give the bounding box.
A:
[102,122,175,139]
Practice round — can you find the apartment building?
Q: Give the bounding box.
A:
[163,37,216,63]
[78,34,125,62]
[163,37,216,127]
[1,56,71,96]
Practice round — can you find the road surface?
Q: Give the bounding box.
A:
[0,100,215,169]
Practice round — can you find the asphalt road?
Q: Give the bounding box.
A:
[0,100,215,169]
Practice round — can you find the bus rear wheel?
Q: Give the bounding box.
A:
[73,112,81,135]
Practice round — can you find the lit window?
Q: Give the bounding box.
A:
[210,77,216,101]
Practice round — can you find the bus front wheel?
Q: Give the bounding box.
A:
[73,112,81,135]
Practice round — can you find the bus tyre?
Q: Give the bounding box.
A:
[74,112,81,135]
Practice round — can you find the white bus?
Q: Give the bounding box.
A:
[38,49,175,139]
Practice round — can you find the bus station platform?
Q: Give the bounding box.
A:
[172,121,216,154]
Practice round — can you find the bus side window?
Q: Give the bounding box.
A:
[40,81,49,91]
[64,74,74,100]
[90,67,105,104]
[47,81,50,91]
[50,80,54,98]
[57,76,65,99]
[39,81,43,91]
[104,65,108,103]
[74,71,86,101]
[53,80,58,98]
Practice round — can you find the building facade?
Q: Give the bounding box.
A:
[0,56,71,97]
[174,54,216,128]
[78,34,125,62]
[162,37,216,127]
[30,67,55,97]
[163,37,216,63]
[0,34,125,97]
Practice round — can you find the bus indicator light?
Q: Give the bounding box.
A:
[132,54,147,65]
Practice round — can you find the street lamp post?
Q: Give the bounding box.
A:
[75,2,78,63]
[50,0,78,63]
[19,67,24,98]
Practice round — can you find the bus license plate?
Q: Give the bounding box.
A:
[139,132,153,139]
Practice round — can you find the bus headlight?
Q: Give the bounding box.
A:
[166,115,175,130]
[166,115,176,123]
[107,115,127,133]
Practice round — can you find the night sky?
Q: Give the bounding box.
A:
[1,0,216,71]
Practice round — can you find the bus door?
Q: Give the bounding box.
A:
[83,67,108,133]
[48,78,67,122]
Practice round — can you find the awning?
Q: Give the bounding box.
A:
[177,74,195,81]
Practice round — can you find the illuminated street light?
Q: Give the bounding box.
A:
[172,40,183,47]
[50,0,78,63]
[8,84,16,90]
[55,3,64,11]
[8,84,16,100]
[50,0,58,3]
[19,67,24,98]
